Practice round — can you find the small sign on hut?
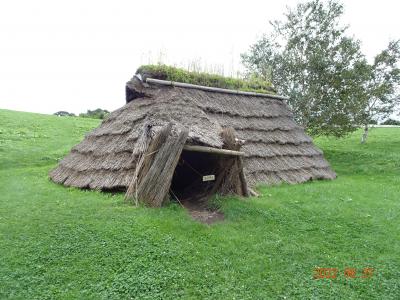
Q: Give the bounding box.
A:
[202,175,215,182]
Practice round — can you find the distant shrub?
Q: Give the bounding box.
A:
[369,119,378,125]
[381,118,400,125]
[136,64,275,94]
[79,108,110,119]
[54,111,75,117]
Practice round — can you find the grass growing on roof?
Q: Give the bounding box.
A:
[1,109,399,299]
[136,64,275,94]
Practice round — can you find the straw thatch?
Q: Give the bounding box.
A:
[50,77,336,193]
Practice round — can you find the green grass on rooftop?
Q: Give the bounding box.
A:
[136,64,275,94]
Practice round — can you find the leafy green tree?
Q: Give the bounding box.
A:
[54,111,75,117]
[242,0,369,137]
[358,41,400,143]
[79,108,110,119]
[381,118,400,126]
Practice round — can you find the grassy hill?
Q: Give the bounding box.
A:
[0,109,399,299]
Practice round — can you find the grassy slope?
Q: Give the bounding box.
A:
[0,109,399,299]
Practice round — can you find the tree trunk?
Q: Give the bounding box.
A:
[361,124,369,144]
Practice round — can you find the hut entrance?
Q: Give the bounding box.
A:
[124,124,249,212]
[170,150,220,202]
[169,144,249,224]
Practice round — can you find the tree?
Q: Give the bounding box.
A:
[241,0,369,137]
[79,108,110,119]
[54,111,75,117]
[381,118,400,126]
[358,41,400,143]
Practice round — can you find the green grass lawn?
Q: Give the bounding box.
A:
[0,109,399,299]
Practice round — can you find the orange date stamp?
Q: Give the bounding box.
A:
[313,267,374,279]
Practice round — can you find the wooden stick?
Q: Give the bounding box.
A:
[145,78,289,100]
[183,145,245,156]
[237,157,250,197]
[248,188,259,197]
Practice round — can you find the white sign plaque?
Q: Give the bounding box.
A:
[202,175,215,182]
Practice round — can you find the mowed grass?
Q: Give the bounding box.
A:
[0,109,399,299]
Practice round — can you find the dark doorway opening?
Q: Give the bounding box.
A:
[170,150,220,202]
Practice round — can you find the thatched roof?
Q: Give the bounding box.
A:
[50,77,336,190]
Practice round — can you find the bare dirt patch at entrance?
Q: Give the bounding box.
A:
[180,198,224,224]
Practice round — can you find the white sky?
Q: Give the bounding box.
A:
[0,0,399,115]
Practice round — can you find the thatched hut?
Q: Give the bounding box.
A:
[50,67,336,206]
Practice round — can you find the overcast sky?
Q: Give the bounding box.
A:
[1,0,399,115]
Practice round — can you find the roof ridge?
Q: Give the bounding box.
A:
[145,77,289,101]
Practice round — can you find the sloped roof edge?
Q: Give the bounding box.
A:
[145,78,290,101]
